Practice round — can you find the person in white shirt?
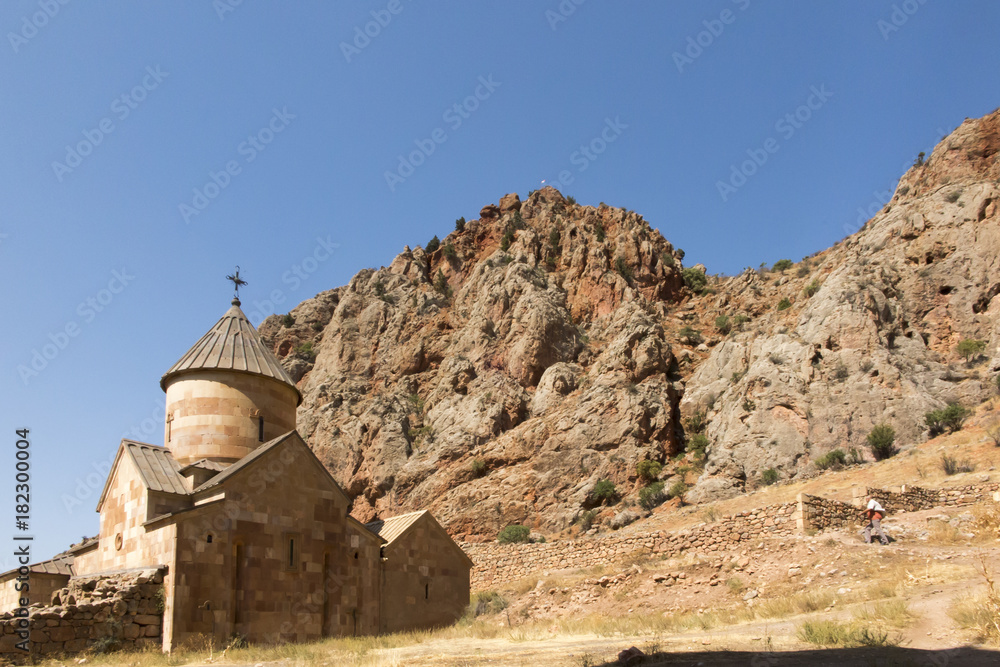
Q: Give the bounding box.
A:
[860,495,889,545]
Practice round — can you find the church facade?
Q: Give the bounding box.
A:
[3,298,471,652]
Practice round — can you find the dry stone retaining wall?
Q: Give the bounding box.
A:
[0,568,164,661]
[462,503,797,590]
[797,493,860,531]
[864,482,1000,512]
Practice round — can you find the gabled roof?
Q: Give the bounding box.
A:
[192,431,295,493]
[365,510,428,545]
[191,430,350,505]
[365,510,473,567]
[124,441,188,495]
[160,298,301,404]
[179,459,229,474]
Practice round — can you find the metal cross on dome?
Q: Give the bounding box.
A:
[226,266,248,299]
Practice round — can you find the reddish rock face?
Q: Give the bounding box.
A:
[259,108,1000,534]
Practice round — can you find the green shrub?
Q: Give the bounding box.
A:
[687,433,709,457]
[668,480,688,500]
[442,243,457,259]
[468,591,507,617]
[295,341,316,362]
[732,314,750,329]
[679,326,703,345]
[434,269,451,296]
[686,410,707,434]
[867,423,897,461]
[715,315,731,334]
[675,248,685,261]
[661,252,675,267]
[777,297,792,310]
[682,267,707,292]
[455,217,466,232]
[566,195,577,205]
[500,227,514,251]
[497,525,530,544]
[796,265,810,278]
[407,393,424,412]
[772,259,793,272]
[548,228,561,249]
[591,479,618,504]
[913,151,925,168]
[848,447,864,465]
[761,468,779,485]
[426,235,440,253]
[798,620,894,647]
[638,482,666,510]
[815,449,847,470]
[804,279,821,298]
[282,313,295,327]
[576,509,599,531]
[940,454,975,475]
[594,221,606,242]
[511,210,526,229]
[471,458,486,477]
[956,338,986,362]
[834,361,850,381]
[636,460,663,482]
[926,403,970,436]
[946,190,962,203]
[614,257,633,282]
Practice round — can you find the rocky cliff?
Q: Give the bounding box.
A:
[260,107,1000,538]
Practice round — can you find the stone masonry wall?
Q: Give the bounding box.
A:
[863,482,1000,512]
[0,568,164,661]
[797,493,861,532]
[462,503,797,590]
[464,480,1000,591]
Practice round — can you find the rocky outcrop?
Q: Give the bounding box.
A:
[683,109,1000,500]
[262,108,1000,533]
[262,187,686,539]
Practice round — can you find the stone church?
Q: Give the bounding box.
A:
[1,297,471,652]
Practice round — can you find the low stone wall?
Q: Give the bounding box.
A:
[798,493,861,532]
[0,568,164,660]
[864,482,1000,512]
[462,503,797,590]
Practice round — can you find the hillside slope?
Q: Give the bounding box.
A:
[260,107,1000,537]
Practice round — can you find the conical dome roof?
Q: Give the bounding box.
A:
[160,298,301,404]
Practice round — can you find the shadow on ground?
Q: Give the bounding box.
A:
[599,645,999,666]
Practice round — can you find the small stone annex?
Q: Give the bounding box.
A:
[0,296,472,655]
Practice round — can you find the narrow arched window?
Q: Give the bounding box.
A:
[258,416,265,442]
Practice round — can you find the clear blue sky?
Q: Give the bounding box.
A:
[2,1,999,563]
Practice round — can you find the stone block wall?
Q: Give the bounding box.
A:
[461,503,797,590]
[0,568,164,661]
[796,493,861,532]
[862,482,1000,512]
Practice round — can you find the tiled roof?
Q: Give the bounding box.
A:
[32,556,74,576]
[124,441,188,495]
[160,299,301,403]
[365,510,427,545]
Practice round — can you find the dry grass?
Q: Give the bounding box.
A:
[950,554,1000,644]
[797,620,899,647]
[851,599,915,628]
